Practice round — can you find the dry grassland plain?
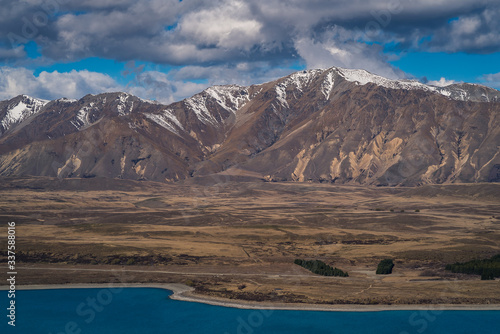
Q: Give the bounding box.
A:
[1,176,499,306]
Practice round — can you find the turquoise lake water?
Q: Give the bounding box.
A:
[2,288,499,333]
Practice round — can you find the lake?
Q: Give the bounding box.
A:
[2,288,499,333]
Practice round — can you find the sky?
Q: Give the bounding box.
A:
[1,0,500,104]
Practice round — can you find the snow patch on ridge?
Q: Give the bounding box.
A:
[137,97,161,105]
[56,98,77,103]
[71,103,94,130]
[275,69,324,108]
[185,85,249,124]
[205,85,249,112]
[321,71,335,99]
[145,109,184,136]
[185,94,217,124]
[337,68,438,93]
[275,83,289,108]
[1,96,48,132]
[287,70,323,92]
[116,93,130,116]
[332,67,499,102]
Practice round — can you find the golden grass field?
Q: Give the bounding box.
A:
[1,177,499,305]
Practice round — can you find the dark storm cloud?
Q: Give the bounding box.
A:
[2,0,499,65]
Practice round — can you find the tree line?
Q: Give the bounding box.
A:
[445,254,500,280]
[294,259,349,277]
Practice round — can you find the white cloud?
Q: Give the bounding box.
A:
[177,0,264,50]
[171,62,297,87]
[453,16,482,35]
[125,70,208,104]
[482,72,500,89]
[125,62,301,104]
[0,46,25,60]
[294,27,404,79]
[0,66,211,103]
[0,62,308,104]
[2,0,500,66]
[0,67,121,100]
[428,77,456,87]
[429,6,500,53]
[1,0,499,103]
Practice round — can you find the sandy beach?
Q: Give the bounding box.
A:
[3,283,500,312]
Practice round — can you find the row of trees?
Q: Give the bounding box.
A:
[445,254,500,280]
[294,259,349,277]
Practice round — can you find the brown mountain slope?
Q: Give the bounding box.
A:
[0,67,499,185]
[238,85,500,185]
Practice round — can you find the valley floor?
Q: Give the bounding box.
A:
[1,177,499,305]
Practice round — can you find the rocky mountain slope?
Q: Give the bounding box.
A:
[1,67,499,185]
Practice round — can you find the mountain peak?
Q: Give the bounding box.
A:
[0,95,49,134]
[319,67,500,102]
[182,84,250,125]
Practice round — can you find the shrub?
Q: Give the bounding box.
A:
[376,259,395,275]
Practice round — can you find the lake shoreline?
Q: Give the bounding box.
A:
[5,283,500,312]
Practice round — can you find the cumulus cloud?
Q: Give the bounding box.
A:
[0,67,122,100]
[124,61,303,103]
[427,77,457,87]
[3,0,499,64]
[0,66,215,103]
[125,70,208,104]
[0,46,25,60]
[1,0,499,99]
[482,72,500,89]
[428,6,500,53]
[294,27,404,79]
[171,62,298,86]
[177,1,264,50]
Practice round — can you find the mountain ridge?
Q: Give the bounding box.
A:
[1,67,500,185]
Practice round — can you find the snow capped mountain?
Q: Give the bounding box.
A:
[2,67,497,136]
[437,83,500,102]
[0,67,499,185]
[280,67,500,103]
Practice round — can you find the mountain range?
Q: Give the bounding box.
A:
[1,67,500,186]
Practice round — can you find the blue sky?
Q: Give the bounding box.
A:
[1,0,500,103]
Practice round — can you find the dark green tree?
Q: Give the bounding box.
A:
[376,259,394,275]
